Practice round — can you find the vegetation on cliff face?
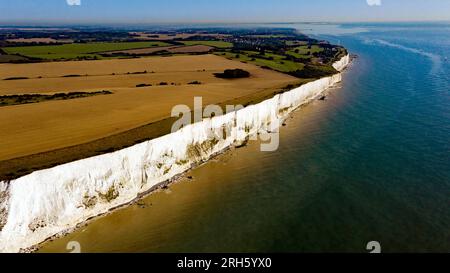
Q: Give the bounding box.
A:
[0,189,9,232]
[186,138,220,161]
[98,185,120,202]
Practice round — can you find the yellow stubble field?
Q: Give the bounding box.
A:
[0,54,298,162]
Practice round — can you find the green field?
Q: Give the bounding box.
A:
[285,41,308,46]
[0,54,29,63]
[286,45,323,59]
[216,51,304,73]
[2,41,171,60]
[181,40,233,48]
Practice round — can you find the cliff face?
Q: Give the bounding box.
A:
[332,54,350,72]
[0,55,350,253]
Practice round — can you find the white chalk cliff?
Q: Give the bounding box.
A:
[0,55,349,252]
[332,54,350,72]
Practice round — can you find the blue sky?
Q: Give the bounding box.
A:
[1,0,449,24]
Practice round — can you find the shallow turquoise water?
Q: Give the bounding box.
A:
[41,23,450,253]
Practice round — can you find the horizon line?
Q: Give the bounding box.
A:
[0,19,449,28]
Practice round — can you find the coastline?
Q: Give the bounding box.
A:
[0,54,350,253]
[0,54,300,182]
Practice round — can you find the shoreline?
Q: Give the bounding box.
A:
[0,54,350,253]
[30,145,234,253]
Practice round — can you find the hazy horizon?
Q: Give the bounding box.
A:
[1,20,450,28]
[1,0,450,25]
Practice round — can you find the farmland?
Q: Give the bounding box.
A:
[286,45,324,59]
[180,40,233,48]
[0,54,28,63]
[101,45,214,56]
[0,27,347,180]
[3,41,170,60]
[215,51,305,72]
[0,91,112,107]
[0,27,346,75]
[0,55,298,168]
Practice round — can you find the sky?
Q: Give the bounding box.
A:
[0,0,449,25]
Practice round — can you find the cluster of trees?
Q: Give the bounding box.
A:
[188,81,201,85]
[214,69,250,79]
[313,44,346,65]
[0,91,112,106]
[288,65,336,79]
[0,30,136,46]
